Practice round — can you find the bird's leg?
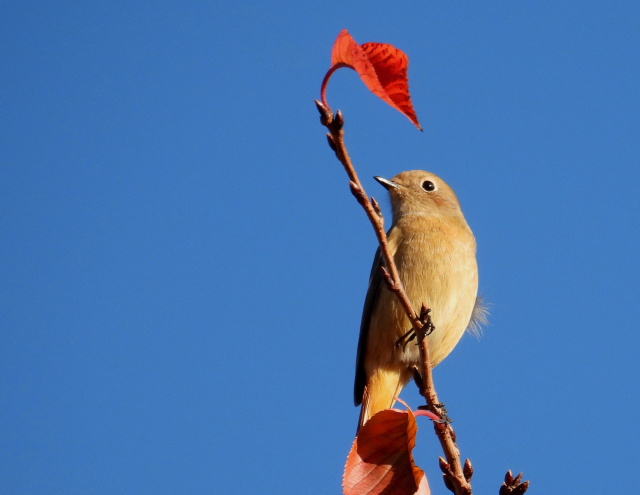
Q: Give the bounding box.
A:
[411,365,422,387]
[395,327,417,350]
[410,366,444,413]
[417,306,436,339]
[413,365,450,423]
[411,367,449,422]
[395,306,436,350]
[417,400,452,425]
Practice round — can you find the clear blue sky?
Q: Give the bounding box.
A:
[2,2,639,494]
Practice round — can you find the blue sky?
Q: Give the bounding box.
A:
[2,2,639,494]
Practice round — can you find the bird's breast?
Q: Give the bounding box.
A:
[370,215,478,368]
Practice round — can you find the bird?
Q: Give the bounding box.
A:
[354,170,485,429]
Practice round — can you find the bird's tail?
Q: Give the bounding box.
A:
[358,368,408,431]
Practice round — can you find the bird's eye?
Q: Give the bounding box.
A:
[421,180,436,192]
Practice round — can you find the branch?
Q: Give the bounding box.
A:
[315,100,474,495]
[314,100,423,333]
[500,471,529,495]
[315,100,529,495]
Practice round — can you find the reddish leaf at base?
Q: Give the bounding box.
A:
[322,29,422,130]
[343,409,430,495]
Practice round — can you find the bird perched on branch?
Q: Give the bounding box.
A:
[355,170,485,429]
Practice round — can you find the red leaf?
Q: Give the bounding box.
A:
[343,408,430,495]
[321,29,421,130]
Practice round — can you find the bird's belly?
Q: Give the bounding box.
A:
[366,235,478,371]
[402,248,477,366]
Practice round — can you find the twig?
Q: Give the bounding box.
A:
[414,305,472,495]
[499,471,529,495]
[315,99,476,495]
[314,99,424,334]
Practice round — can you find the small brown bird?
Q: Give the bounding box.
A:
[355,170,484,429]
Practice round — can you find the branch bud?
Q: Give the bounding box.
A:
[463,458,473,481]
[371,197,383,218]
[314,99,327,115]
[438,456,451,474]
[500,470,529,495]
[442,474,455,493]
[334,109,344,129]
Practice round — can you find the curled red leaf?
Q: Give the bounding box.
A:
[321,29,421,130]
[343,408,430,495]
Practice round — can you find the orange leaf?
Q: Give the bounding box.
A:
[322,29,421,130]
[343,408,430,495]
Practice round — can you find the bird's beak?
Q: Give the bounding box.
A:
[374,176,400,190]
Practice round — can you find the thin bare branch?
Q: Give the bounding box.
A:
[314,100,423,333]
[500,471,529,495]
[316,100,478,495]
[315,94,528,495]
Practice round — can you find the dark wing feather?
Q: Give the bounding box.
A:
[354,247,384,406]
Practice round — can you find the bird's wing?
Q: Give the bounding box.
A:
[354,246,384,406]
